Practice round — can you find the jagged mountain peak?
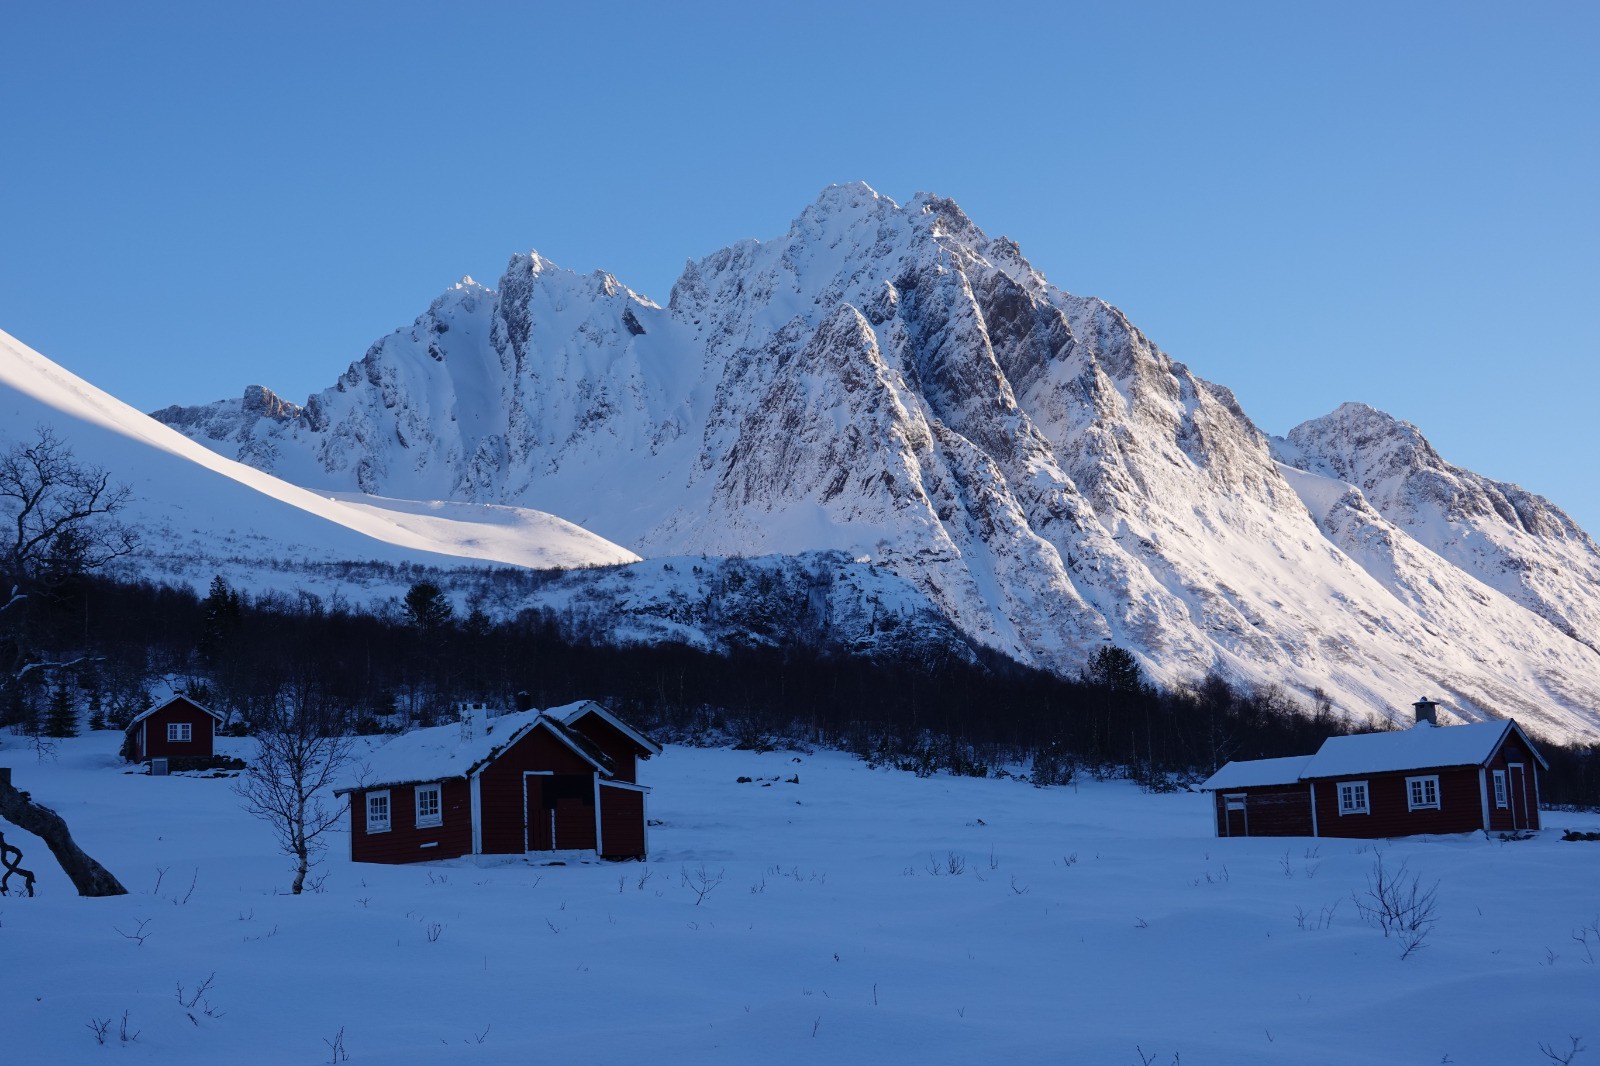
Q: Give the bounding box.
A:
[149,184,1600,741]
[1275,401,1600,662]
[788,180,894,232]
[1281,401,1584,542]
[1282,401,1442,483]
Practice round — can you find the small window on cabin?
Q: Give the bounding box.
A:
[367,791,391,833]
[167,722,191,743]
[1493,770,1508,808]
[415,784,442,828]
[1406,775,1440,811]
[1338,781,1369,815]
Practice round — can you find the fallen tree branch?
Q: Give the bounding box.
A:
[0,768,126,896]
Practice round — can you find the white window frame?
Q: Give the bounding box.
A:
[366,790,391,834]
[1492,770,1508,809]
[415,783,443,829]
[167,721,192,743]
[1338,780,1370,816]
[1406,774,1441,811]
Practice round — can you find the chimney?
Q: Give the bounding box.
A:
[459,702,488,743]
[514,690,535,713]
[1412,697,1439,727]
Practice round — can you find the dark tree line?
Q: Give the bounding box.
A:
[2,569,1596,808]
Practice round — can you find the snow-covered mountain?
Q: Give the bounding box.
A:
[1274,402,1600,655]
[0,327,637,606]
[151,184,1600,740]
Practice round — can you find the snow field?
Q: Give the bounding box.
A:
[2,733,1598,1064]
[0,326,636,600]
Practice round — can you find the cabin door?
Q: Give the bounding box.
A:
[524,774,555,852]
[1223,794,1248,837]
[1508,764,1527,831]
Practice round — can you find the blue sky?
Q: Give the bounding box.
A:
[3,2,1596,528]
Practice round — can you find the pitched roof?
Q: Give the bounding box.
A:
[1301,720,1546,777]
[1199,718,1548,790]
[558,700,663,756]
[1200,755,1314,791]
[539,713,618,776]
[127,694,223,729]
[337,709,609,793]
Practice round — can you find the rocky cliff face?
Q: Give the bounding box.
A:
[153,184,1600,740]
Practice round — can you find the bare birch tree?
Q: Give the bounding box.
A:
[231,678,351,895]
[1,426,135,708]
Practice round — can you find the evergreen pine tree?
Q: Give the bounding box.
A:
[86,671,106,730]
[198,575,242,666]
[44,674,78,737]
[402,581,453,630]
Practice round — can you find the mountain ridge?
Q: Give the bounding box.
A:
[146,183,1600,741]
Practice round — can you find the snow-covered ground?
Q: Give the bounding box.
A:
[3,731,1597,1064]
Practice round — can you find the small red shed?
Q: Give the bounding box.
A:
[123,695,222,763]
[335,701,661,865]
[1201,700,1547,839]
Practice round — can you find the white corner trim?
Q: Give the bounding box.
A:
[593,773,603,857]
[469,772,483,856]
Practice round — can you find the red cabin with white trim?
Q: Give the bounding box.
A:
[123,695,222,763]
[335,701,661,864]
[1201,702,1546,839]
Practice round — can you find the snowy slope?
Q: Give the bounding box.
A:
[3,730,1598,1064]
[151,186,1600,740]
[0,327,636,603]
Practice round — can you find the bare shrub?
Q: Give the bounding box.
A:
[114,917,152,946]
[1537,1035,1586,1065]
[176,971,224,1023]
[1351,852,1438,960]
[681,864,724,905]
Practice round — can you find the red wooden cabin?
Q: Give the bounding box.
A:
[123,695,222,763]
[1201,700,1546,839]
[335,701,661,865]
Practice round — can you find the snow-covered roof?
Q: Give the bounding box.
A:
[1199,719,1547,788]
[1300,720,1543,777]
[337,709,606,793]
[559,700,663,756]
[127,694,223,729]
[1200,756,1313,791]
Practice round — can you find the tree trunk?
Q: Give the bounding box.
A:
[0,770,127,896]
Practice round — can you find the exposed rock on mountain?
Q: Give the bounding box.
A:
[507,550,979,663]
[152,184,1600,740]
